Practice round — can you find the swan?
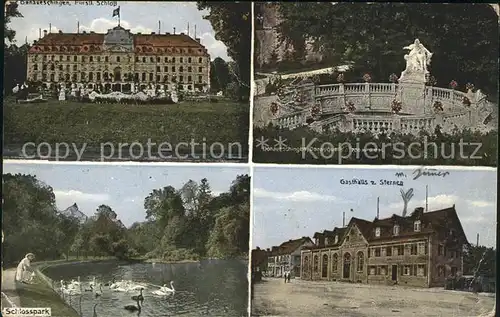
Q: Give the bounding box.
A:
[93,283,103,298]
[62,283,82,296]
[151,288,169,296]
[70,276,81,286]
[110,280,127,289]
[124,298,141,312]
[131,288,144,301]
[162,281,175,292]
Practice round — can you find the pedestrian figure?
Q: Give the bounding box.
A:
[287,272,291,283]
[284,272,287,283]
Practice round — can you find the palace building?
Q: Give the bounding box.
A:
[301,206,468,288]
[26,26,211,93]
[266,236,314,278]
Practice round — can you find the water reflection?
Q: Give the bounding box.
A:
[43,260,248,317]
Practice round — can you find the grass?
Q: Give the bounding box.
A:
[16,274,79,317]
[3,97,249,159]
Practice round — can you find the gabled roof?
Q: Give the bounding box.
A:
[268,236,313,256]
[306,227,347,250]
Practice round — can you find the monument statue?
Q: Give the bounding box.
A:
[402,39,433,74]
[400,188,414,217]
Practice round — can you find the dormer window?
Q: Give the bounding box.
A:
[334,235,338,244]
[375,227,381,237]
[414,220,421,232]
[325,238,329,245]
[393,225,400,236]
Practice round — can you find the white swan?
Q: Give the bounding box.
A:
[109,280,127,289]
[69,276,81,287]
[152,281,175,296]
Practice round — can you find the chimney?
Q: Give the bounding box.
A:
[476,233,479,246]
[173,27,176,34]
[343,211,345,227]
[39,28,41,39]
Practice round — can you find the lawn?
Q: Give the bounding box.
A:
[3,97,249,160]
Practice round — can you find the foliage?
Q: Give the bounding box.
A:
[197,2,251,101]
[463,245,496,277]
[275,3,498,100]
[210,57,231,93]
[253,126,498,166]
[3,99,249,157]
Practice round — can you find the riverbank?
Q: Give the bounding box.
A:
[1,268,79,317]
[251,278,495,317]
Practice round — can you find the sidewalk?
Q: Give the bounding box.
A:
[1,268,21,308]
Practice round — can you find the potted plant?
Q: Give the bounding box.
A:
[363,73,372,83]
[449,80,458,89]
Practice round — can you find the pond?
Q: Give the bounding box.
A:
[42,260,248,317]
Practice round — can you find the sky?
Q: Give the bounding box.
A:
[253,166,497,249]
[3,162,248,227]
[9,1,230,60]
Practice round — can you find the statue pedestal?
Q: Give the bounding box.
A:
[397,70,427,115]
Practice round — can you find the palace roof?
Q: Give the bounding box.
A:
[301,206,469,250]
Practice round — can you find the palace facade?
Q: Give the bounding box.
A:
[26,26,211,93]
[267,236,314,278]
[301,206,468,288]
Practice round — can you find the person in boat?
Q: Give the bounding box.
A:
[15,253,35,284]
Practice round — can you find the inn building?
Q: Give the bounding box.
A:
[267,237,314,278]
[26,26,211,93]
[301,206,468,287]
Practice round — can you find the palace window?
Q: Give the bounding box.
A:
[172,66,176,72]
[117,56,120,62]
[156,75,160,82]
[334,235,338,244]
[59,65,63,71]
[90,56,93,62]
[42,64,47,71]
[51,55,55,61]
[187,75,192,82]
[418,242,426,255]
[198,75,202,83]
[403,265,411,276]
[50,64,55,71]
[142,57,146,63]
[188,66,192,72]
[380,266,387,275]
[74,56,77,62]
[82,56,85,62]
[179,66,184,72]
[105,56,109,62]
[163,75,168,82]
[180,57,184,63]
[164,57,168,63]
[150,57,154,63]
[42,74,47,81]
[374,248,381,257]
[414,220,421,232]
[386,246,392,256]
[417,264,427,276]
[157,57,161,62]
[451,267,457,276]
[73,65,77,71]
[67,56,70,61]
[198,66,202,73]
[357,252,364,272]
[72,74,77,81]
[89,72,93,81]
[34,64,38,71]
[393,225,400,236]
[188,57,192,63]
[410,244,417,255]
[149,73,153,81]
[97,56,101,62]
[375,227,380,237]
[438,265,445,277]
[59,55,63,61]
[50,73,54,81]
[396,245,404,256]
[313,255,319,272]
[80,72,85,81]
[332,253,338,272]
[303,255,309,273]
[43,55,47,61]
[156,66,161,72]
[198,57,202,63]
[369,266,376,275]
[164,66,168,72]
[179,75,184,83]
[33,74,38,81]
[438,245,444,256]
[134,73,139,81]
[97,72,101,81]
[172,57,176,63]
[142,73,146,81]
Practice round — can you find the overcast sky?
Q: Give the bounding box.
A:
[3,162,248,227]
[252,166,497,249]
[9,1,229,60]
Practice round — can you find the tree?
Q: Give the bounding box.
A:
[4,1,23,44]
[463,245,496,277]
[197,2,251,101]
[210,57,230,93]
[276,3,499,100]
